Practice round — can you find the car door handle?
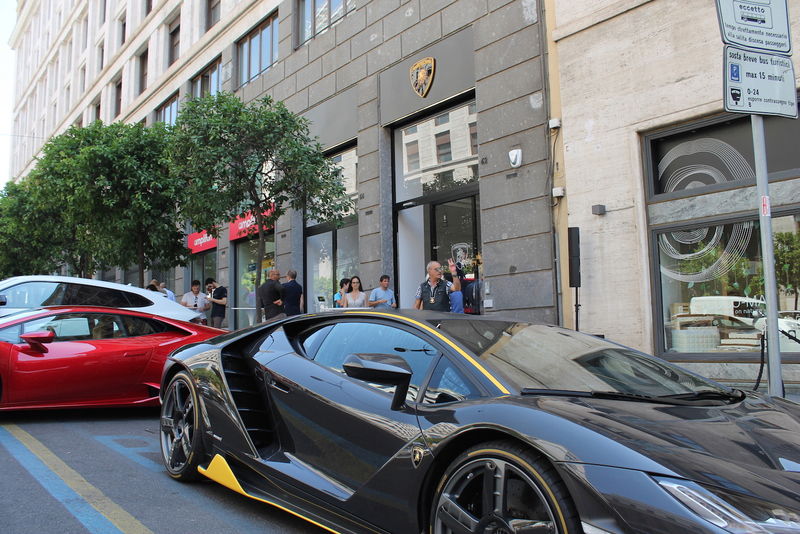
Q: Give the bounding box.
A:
[123,351,148,358]
[268,378,291,394]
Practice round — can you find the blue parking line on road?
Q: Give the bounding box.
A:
[0,426,125,534]
[94,433,275,533]
[94,435,162,472]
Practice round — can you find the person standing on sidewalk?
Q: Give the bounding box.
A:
[369,275,397,309]
[282,270,304,316]
[414,259,460,311]
[206,277,228,329]
[258,269,285,320]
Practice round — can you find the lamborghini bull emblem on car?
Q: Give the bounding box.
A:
[410,57,435,98]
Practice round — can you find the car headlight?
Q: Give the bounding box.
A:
[657,477,800,533]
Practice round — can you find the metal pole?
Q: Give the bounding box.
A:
[751,114,784,397]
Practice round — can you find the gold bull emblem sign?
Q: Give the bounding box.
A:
[410,57,435,98]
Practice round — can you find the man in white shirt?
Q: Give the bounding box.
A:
[181,280,210,312]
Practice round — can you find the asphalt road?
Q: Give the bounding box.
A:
[0,407,324,534]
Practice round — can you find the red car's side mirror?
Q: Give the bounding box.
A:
[20,330,56,354]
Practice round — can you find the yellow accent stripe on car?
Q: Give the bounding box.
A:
[467,448,569,533]
[199,454,341,534]
[3,424,154,534]
[342,311,510,394]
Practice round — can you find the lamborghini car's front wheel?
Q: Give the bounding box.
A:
[431,440,580,534]
[160,370,206,481]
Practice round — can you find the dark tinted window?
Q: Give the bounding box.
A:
[1,282,66,307]
[422,357,481,404]
[313,322,439,400]
[119,315,176,336]
[63,284,146,307]
[301,324,334,358]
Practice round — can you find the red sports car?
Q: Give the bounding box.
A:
[0,306,223,410]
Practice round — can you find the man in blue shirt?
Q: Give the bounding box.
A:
[368,275,397,309]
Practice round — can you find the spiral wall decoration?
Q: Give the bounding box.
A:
[657,138,754,283]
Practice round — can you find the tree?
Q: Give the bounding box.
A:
[169,93,353,320]
[775,231,800,310]
[27,121,188,284]
[0,180,62,278]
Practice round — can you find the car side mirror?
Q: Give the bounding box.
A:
[343,353,412,411]
[20,330,55,354]
[0,295,6,306]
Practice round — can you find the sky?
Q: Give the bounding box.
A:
[0,2,16,188]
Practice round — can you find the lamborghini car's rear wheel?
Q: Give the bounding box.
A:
[431,441,580,534]
[160,371,206,481]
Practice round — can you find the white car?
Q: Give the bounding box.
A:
[0,275,202,323]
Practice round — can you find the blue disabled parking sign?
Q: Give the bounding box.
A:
[729,62,741,82]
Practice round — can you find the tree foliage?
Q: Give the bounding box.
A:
[15,121,187,283]
[169,92,353,318]
[0,180,62,278]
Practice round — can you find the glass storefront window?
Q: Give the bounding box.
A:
[394,101,478,203]
[190,250,216,288]
[658,214,800,354]
[305,146,359,312]
[234,234,274,328]
[306,232,333,312]
[393,100,482,312]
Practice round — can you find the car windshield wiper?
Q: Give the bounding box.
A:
[657,389,745,402]
[520,388,678,404]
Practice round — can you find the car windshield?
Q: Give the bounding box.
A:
[433,319,729,397]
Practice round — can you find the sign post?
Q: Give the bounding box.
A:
[716,0,796,397]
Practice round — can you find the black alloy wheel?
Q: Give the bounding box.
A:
[160,371,206,481]
[431,441,580,534]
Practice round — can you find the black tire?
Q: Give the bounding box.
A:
[430,440,581,534]
[159,371,206,482]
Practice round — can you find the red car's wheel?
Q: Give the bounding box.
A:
[430,441,581,534]
[159,371,206,481]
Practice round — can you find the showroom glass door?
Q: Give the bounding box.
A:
[431,196,480,275]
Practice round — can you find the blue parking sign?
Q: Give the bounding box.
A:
[730,63,741,82]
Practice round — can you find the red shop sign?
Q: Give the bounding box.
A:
[228,208,275,241]
[187,230,217,253]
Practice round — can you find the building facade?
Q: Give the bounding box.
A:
[547,0,800,390]
[11,0,558,330]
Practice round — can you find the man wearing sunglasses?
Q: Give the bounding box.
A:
[414,258,460,311]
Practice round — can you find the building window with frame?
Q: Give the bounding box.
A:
[237,13,279,87]
[145,0,153,16]
[119,14,126,45]
[435,131,452,163]
[206,0,221,31]
[168,17,180,66]
[98,43,104,71]
[305,146,358,312]
[298,0,356,44]
[113,78,122,117]
[192,58,222,98]
[646,114,800,358]
[656,215,800,356]
[156,93,179,125]
[137,49,148,95]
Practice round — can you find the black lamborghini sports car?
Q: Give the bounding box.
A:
[158,310,800,534]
